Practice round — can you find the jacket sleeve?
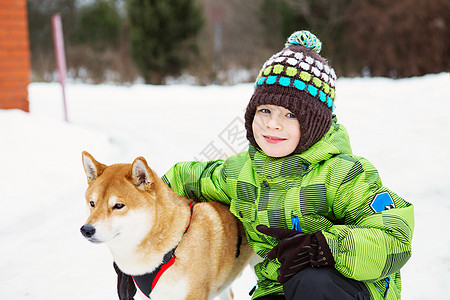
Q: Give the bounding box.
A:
[161,160,231,205]
[322,156,414,282]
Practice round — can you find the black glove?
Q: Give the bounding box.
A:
[113,262,136,300]
[257,225,335,284]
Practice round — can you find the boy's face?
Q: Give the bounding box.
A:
[252,104,301,157]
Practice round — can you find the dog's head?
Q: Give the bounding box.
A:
[80,152,157,247]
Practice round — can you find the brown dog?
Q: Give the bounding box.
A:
[80,152,254,299]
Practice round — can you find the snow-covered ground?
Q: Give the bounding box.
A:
[0,73,449,299]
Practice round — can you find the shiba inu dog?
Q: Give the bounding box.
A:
[80,152,254,300]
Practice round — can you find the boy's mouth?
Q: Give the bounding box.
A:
[263,135,287,144]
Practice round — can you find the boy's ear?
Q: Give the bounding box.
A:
[82,151,106,184]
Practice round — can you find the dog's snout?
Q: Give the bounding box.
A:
[80,224,96,238]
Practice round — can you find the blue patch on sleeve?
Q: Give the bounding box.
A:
[370,192,395,213]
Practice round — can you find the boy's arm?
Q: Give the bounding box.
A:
[162,160,231,205]
[322,156,414,282]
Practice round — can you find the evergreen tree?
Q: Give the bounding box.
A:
[73,0,122,51]
[127,0,204,84]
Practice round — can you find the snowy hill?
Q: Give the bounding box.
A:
[0,73,449,299]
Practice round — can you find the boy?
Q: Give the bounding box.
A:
[118,31,414,299]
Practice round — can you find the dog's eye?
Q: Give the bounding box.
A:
[113,203,125,210]
[89,201,95,207]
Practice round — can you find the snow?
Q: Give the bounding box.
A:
[1,73,449,299]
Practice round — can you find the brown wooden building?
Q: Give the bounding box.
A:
[0,0,30,112]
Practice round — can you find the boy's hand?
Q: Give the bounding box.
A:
[256,225,335,284]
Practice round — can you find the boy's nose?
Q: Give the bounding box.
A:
[266,116,282,129]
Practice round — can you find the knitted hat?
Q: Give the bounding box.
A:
[245,30,337,155]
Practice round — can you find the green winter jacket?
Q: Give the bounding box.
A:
[162,120,414,299]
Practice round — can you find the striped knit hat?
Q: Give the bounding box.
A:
[245,30,337,154]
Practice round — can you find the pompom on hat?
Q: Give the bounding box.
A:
[245,30,337,155]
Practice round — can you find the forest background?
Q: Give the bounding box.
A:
[27,0,449,85]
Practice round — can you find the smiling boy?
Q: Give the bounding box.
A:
[116,31,414,300]
[160,31,414,300]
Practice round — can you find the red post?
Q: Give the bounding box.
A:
[51,14,68,122]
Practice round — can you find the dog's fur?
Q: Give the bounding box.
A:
[80,152,254,300]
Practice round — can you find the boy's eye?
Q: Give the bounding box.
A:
[286,113,296,119]
[260,108,270,114]
[113,203,125,210]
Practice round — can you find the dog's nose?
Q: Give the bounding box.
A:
[80,224,96,238]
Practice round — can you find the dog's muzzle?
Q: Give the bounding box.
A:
[80,224,96,238]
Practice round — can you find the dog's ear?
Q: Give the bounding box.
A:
[82,151,106,184]
[131,157,154,190]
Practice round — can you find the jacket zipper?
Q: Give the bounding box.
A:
[291,215,302,232]
[384,276,391,298]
